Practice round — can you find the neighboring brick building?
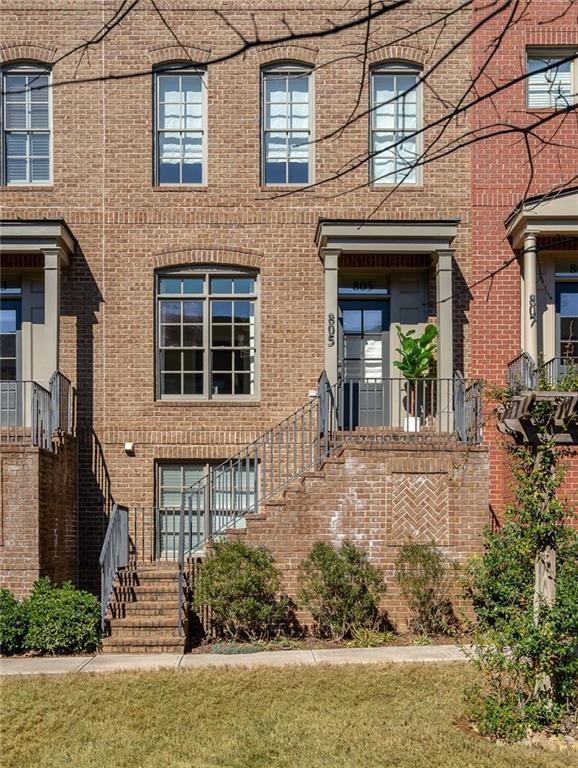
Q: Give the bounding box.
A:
[0,0,575,648]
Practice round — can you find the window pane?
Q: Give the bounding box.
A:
[162,373,181,394]
[162,350,181,371]
[183,374,203,394]
[159,132,181,159]
[182,301,203,322]
[182,75,202,102]
[5,75,27,96]
[288,74,309,102]
[30,133,49,155]
[266,102,288,130]
[212,301,233,323]
[182,160,202,184]
[212,325,232,346]
[265,75,286,103]
[0,359,17,380]
[30,75,49,101]
[210,277,233,294]
[397,75,417,102]
[234,325,252,347]
[234,301,253,323]
[5,133,27,156]
[31,157,49,182]
[212,373,232,395]
[182,325,203,347]
[234,373,252,394]
[183,350,203,370]
[0,334,16,357]
[341,309,362,333]
[290,101,308,130]
[363,310,383,333]
[6,157,27,183]
[159,278,181,294]
[234,351,253,371]
[161,325,181,346]
[160,103,181,130]
[183,278,203,293]
[233,278,255,294]
[30,103,49,129]
[159,76,181,103]
[159,161,180,184]
[184,103,202,130]
[528,58,572,108]
[213,350,232,371]
[160,300,181,323]
[5,104,26,129]
[160,464,184,486]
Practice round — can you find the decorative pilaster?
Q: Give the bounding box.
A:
[42,248,62,376]
[523,232,538,363]
[321,248,340,385]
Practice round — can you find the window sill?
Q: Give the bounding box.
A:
[153,185,209,192]
[370,183,424,191]
[259,184,312,192]
[155,398,261,407]
[2,185,53,190]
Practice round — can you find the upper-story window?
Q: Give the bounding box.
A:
[262,63,312,185]
[370,62,421,185]
[1,63,51,185]
[154,66,206,185]
[156,267,258,400]
[527,51,576,109]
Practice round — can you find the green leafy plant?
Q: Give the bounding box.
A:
[23,578,101,655]
[464,404,578,742]
[0,589,27,655]
[393,324,438,380]
[297,540,386,639]
[346,627,394,648]
[395,542,457,636]
[193,540,291,641]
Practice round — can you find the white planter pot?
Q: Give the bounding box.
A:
[404,415,422,433]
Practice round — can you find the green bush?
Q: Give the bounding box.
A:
[193,540,291,641]
[297,540,386,639]
[395,542,457,636]
[0,589,27,655]
[23,578,101,655]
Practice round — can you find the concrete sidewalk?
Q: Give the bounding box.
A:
[0,644,468,676]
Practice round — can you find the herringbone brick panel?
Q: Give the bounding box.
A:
[390,472,449,545]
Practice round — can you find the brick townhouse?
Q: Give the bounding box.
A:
[0,0,576,651]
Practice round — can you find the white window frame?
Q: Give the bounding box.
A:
[1,62,52,186]
[526,48,578,110]
[155,266,260,401]
[154,64,208,186]
[369,61,422,187]
[261,62,314,186]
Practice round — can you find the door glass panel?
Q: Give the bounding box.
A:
[363,309,383,333]
[558,285,578,363]
[341,309,362,333]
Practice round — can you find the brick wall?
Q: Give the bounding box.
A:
[239,440,490,628]
[0,438,77,597]
[1,1,476,591]
[471,1,578,515]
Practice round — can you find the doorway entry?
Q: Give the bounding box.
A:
[338,297,390,428]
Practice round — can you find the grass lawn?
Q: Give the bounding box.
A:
[0,663,573,768]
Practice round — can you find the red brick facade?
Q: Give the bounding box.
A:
[470,2,578,514]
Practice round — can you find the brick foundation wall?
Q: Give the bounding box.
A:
[240,441,490,629]
[0,438,77,597]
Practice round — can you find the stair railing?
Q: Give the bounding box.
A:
[506,352,537,390]
[99,503,129,631]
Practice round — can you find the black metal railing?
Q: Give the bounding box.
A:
[98,503,129,631]
[506,352,537,390]
[0,371,74,450]
[506,354,578,392]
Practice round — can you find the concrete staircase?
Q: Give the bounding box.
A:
[101,563,186,653]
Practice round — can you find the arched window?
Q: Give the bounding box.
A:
[1,62,51,185]
[370,62,421,185]
[156,266,258,399]
[154,64,207,185]
[262,62,313,185]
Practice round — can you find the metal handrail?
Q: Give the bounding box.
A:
[49,371,74,435]
[536,357,578,390]
[99,503,129,631]
[506,352,537,390]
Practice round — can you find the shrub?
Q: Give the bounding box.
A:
[297,540,386,639]
[0,589,27,655]
[395,542,457,636]
[23,578,101,655]
[193,540,291,641]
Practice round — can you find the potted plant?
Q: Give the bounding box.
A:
[393,324,438,432]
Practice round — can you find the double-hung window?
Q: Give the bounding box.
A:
[262,64,312,185]
[527,51,577,109]
[370,63,421,185]
[157,268,258,399]
[155,66,206,185]
[1,63,51,185]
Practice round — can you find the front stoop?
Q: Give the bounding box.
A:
[102,563,187,654]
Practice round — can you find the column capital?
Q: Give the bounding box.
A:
[42,247,67,269]
[320,248,341,269]
[434,249,454,269]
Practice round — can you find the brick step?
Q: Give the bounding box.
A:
[113,615,179,629]
[108,602,179,619]
[102,643,185,654]
[117,569,179,584]
[114,583,178,596]
[101,636,184,652]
